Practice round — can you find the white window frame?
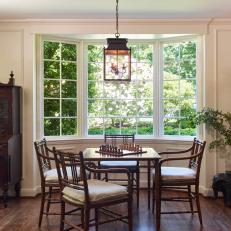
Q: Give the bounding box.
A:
[38,35,203,140]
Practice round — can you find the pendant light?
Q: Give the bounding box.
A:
[104,0,131,81]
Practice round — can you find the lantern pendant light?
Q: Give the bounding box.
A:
[104,0,131,81]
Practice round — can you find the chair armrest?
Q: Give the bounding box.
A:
[159,152,202,166]
[158,146,193,155]
[60,179,84,191]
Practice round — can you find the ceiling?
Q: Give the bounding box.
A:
[0,0,231,20]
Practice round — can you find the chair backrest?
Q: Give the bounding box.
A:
[53,148,90,203]
[189,138,206,179]
[104,134,135,146]
[34,138,54,182]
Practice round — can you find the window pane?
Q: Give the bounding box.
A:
[88,118,104,135]
[105,100,121,116]
[44,61,60,79]
[137,118,153,135]
[136,81,153,98]
[180,80,196,98]
[163,80,179,98]
[180,118,196,136]
[44,99,60,117]
[137,100,153,116]
[88,100,104,117]
[105,118,121,134]
[120,100,137,116]
[88,81,103,99]
[43,40,77,137]
[44,80,60,98]
[44,118,60,136]
[62,62,77,80]
[164,99,180,117]
[62,99,77,117]
[44,41,60,60]
[62,118,77,135]
[87,43,154,135]
[121,118,136,135]
[88,45,103,62]
[163,40,197,137]
[164,118,180,135]
[61,43,76,61]
[61,80,76,98]
[88,63,103,81]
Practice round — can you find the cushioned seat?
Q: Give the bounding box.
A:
[63,179,128,204]
[44,167,76,182]
[153,167,196,181]
[100,161,138,172]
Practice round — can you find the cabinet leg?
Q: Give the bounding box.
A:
[15,181,21,198]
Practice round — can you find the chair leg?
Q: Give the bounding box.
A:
[128,199,133,231]
[84,208,90,231]
[136,171,140,208]
[81,208,84,228]
[131,173,134,196]
[38,186,45,227]
[156,185,161,230]
[152,181,155,213]
[195,185,203,225]
[188,185,194,214]
[95,208,99,231]
[46,186,52,214]
[60,200,65,231]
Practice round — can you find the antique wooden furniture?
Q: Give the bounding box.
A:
[99,134,140,207]
[152,138,206,229]
[53,148,133,231]
[34,138,84,227]
[83,146,161,230]
[0,72,22,208]
[34,138,60,226]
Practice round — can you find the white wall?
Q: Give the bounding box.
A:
[0,18,230,197]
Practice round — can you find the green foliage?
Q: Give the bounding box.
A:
[193,108,231,150]
[43,40,77,136]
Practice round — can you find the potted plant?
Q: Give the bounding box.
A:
[192,107,231,206]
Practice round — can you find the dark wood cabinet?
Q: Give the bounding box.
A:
[0,73,22,207]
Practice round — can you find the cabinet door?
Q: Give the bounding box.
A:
[0,88,12,137]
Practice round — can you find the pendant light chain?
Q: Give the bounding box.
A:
[115,0,120,38]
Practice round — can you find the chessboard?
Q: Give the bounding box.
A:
[95,144,147,156]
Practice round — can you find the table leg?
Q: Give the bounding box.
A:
[147,160,150,209]
[155,159,160,231]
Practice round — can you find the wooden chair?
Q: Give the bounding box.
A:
[53,148,133,231]
[99,134,140,207]
[152,138,206,226]
[34,138,77,226]
[34,138,60,226]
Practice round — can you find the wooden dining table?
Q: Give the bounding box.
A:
[83,147,161,230]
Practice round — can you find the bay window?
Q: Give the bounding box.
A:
[40,36,200,138]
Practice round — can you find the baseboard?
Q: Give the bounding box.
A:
[19,183,214,198]
[20,186,41,197]
[199,185,214,197]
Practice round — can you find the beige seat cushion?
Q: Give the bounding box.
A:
[44,167,76,182]
[62,179,128,204]
[153,167,196,181]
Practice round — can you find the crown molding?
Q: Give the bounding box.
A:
[0,18,212,25]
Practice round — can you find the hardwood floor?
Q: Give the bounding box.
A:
[0,190,231,231]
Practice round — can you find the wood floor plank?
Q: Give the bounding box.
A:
[0,190,231,231]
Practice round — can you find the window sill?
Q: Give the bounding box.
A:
[45,135,194,146]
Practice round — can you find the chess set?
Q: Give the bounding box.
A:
[96,143,147,156]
